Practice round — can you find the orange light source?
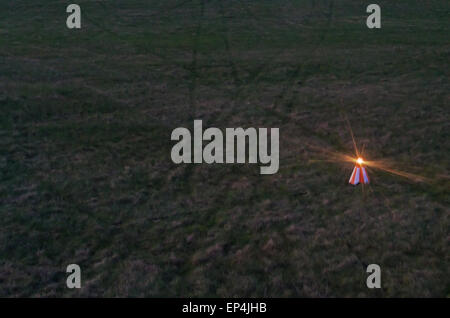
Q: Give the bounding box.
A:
[350,157,370,185]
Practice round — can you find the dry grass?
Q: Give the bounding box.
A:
[0,0,448,297]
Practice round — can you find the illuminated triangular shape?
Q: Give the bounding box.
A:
[349,163,369,185]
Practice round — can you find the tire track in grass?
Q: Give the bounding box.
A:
[218,0,241,88]
[81,1,195,71]
[187,0,206,120]
[207,1,289,124]
[181,2,325,247]
[211,1,341,166]
[210,1,336,128]
[99,0,195,20]
[70,0,207,224]
[196,1,289,213]
[273,0,335,111]
[189,1,338,216]
[157,0,207,224]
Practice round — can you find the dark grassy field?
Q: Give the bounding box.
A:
[0,0,449,297]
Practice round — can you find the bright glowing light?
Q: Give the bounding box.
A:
[302,117,429,185]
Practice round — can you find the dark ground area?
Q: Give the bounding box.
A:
[0,0,449,297]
